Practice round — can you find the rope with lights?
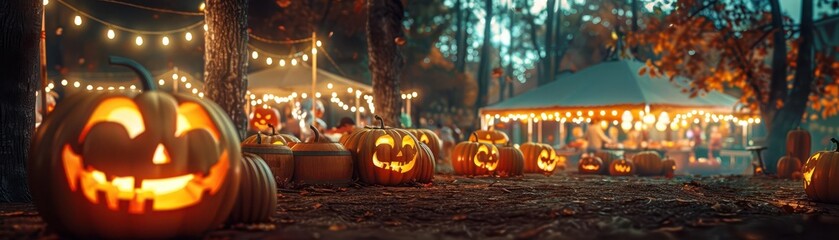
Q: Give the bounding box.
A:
[248,34,314,44]
[97,0,205,16]
[56,0,205,35]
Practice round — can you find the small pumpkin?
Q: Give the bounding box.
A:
[520,142,558,175]
[451,133,500,176]
[777,154,801,179]
[228,153,277,224]
[468,128,509,145]
[495,143,524,177]
[661,158,676,178]
[632,151,662,176]
[414,144,436,183]
[249,106,280,132]
[802,138,839,203]
[279,134,301,147]
[241,125,294,186]
[578,154,604,174]
[787,127,811,165]
[342,116,435,185]
[408,129,442,159]
[291,126,354,186]
[29,56,241,239]
[609,159,634,176]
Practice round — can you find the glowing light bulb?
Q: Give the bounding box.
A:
[43,0,49,6]
[185,32,193,41]
[316,40,322,47]
[172,73,178,80]
[158,79,165,85]
[60,79,68,86]
[162,36,170,46]
[199,2,205,11]
[203,24,208,31]
[185,83,192,89]
[279,59,286,66]
[180,76,187,83]
[312,48,317,54]
[73,81,80,88]
[302,54,308,61]
[291,59,298,65]
[251,51,258,59]
[74,15,82,26]
[107,29,115,39]
[135,36,143,46]
[266,57,273,65]
[327,83,333,89]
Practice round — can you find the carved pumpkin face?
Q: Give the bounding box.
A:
[249,107,280,132]
[451,141,499,176]
[28,57,241,239]
[609,159,634,176]
[468,129,509,145]
[802,139,839,203]
[408,129,441,159]
[520,143,558,175]
[473,144,499,171]
[342,116,435,185]
[578,155,603,174]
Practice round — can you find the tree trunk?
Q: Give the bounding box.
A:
[764,0,814,173]
[204,0,249,140]
[540,0,556,86]
[367,0,405,126]
[454,0,468,73]
[0,0,40,202]
[474,0,493,121]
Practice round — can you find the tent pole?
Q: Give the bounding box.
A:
[558,121,565,147]
[527,119,533,142]
[538,121,543,143]
[311,32,317,117]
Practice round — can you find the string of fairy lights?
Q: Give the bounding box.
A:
[42,0,425,117]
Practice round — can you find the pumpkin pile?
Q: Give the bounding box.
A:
[341,116,435,185]
[29,56,242,238]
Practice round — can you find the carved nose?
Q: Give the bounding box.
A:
[396,150,403,157]
[152,144,170,165]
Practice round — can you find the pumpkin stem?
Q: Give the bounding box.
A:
[310,125,321,143]
[257,132,263,144]
[268,123,276,135]
[471,132,478,142]
[108,56,155,91]
[832,138,839,152]
[374,115,385,129]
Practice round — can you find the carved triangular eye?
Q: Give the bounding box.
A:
[81,98,145,141]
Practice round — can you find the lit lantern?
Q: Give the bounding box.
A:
[407,129,442,159]
[248,106,280,132]
[452,134,500,176]
[520,142,557,175]
[609,159,634,176]
[341,116,435,185]
[467,128,510,145]
[578,154,604,174]
[29,56,241,239]
[802,138,839,203]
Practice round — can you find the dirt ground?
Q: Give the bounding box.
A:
[3,173,839,239]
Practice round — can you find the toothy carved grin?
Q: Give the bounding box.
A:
[62,145,229,214]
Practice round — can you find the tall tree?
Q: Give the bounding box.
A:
[0,0,41,202]
[367,0,405,126]
[635,0,839,173]
[204,0,250,139]
[541,0,556,86]
[454,0,469,73]
[474,0,493,120]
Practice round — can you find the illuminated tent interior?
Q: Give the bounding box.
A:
[247,63,371,97]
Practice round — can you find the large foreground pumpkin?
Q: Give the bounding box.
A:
[29,56,241,239]
[802,138,839,203]
[342,116,434,185]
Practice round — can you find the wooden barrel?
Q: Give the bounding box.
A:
[241,144,294,186]
[290,126,354,186]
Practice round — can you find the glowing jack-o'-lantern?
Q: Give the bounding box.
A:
[520,142,557,175]
[249,106,280,132]
[451,133,499,176]
[609,159,634,176]
[578,154,604,174]
[342,116,434,185]
[802,138,839,203]
[468,128,509,145]
[408,129,442,159]
[29,56,241,239]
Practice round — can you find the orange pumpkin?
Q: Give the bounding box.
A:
[342,116,435,185]
[520,142,558,175]
[241,130,294,186]
[594,151,619,172]
[495,143,524,177]
[228,153,276,224]
[468,128,509,145]
[802,138,839,203]
[29,56,241,239]
[787,127,811,165]
[578,154,604,174]
[291,126,353,186]
[249,106,280,132]
[408,129,442,159]
[609,159,634,176]
[451,133,499,176]
[661,158,676,178]
[632,151,662,176]
[777,155,801,179]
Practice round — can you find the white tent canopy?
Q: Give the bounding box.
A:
[248,64,371,97]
